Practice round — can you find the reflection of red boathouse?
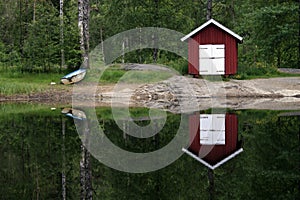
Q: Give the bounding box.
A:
[182,113,243,170]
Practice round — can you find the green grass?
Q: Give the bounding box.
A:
[234,63,300,80]
[87,64,174,84]
[0,65,174,96]
[0,103,65,117]
[115,70,173,84]
[1,62,299,96]
[0,69,64,95]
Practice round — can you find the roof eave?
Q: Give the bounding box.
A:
[181,19,243,43]
[182,147,244,170]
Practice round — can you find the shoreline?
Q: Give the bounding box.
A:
[1,76,299,113]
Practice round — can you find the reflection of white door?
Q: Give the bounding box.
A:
[200,114,225,145]
[199,45,225,75]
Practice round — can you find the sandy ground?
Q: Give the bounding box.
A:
[1,65,299,112]
[1,75,299,113]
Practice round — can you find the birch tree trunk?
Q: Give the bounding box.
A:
[80,144,86,200]
[60,0,65,72]
[80,123,92,200]
[61,117,66,200]
[153,0,159,63]
[208,169,215,200]
[206,0,212,20]
[78,0,90,69]
[100,27,105,62]
[33,0,36,22]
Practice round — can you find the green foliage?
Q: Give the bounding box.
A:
[238,1,299,68]
[157,56,188,75]
[234,62,300,79]
[236,62,280,79]
[0,0,299,74]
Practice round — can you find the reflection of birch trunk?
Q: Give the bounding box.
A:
[35,157,40,200]
[62,117,66,200]
[80,122,93,200]
[80,144,86,200]
[154,125,160,199]
[208,169,215,200]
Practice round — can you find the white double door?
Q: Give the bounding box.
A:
[199,114,226,145]
[199,44,225,75]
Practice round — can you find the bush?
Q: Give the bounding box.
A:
[236,62,280,79]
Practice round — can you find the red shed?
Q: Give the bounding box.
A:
[181,19,243,76]
[182,113,243,170]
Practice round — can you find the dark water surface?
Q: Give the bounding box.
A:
[0,103,299,199]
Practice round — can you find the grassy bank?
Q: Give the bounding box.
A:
[1,62,299,96]
[0,69,65,95]
[0,65,174,96]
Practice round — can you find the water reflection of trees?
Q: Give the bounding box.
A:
[0,109,299,199]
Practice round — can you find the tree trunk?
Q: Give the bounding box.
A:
[80,123,92,200]
[33,0,36,22]
[61,117,66,200]
[208,169,215,200]
[230,0,235,25]
[100,27,105,62]
[80,144,86,200]
[60,0,65,73]
[153,0,159,63]
[78,0,90,69]
[206,0,212,20]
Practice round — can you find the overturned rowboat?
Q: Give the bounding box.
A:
[61,108,87,120]
[61,69,87,85]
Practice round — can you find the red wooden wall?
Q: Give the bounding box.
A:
[188,24,238,75]
[188,113,239,165]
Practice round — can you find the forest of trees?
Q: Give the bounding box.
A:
[0,0,298,73]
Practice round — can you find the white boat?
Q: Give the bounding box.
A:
[61,108,87,120]
[61,69,87,84]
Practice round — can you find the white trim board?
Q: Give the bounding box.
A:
[182,148,243,170]
[181,19,243,42]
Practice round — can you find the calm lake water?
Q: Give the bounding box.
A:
[0,103,299,199]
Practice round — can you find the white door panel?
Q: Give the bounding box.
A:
[213,131,226,145]
[199,58,211,75]
[212,45,225,58]
[200,131,211,145]
[212,58,225,74]
[199,45,212,58]
[200,115,212,131]
[212,114,225,131]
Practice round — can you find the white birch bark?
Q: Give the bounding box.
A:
[60,0,65,71]
[62,117,66,200]
[33,0,36,22]
[80,123,92,200]
[78,0,90,69]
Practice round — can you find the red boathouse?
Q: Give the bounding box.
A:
[182,113,243,170]
[181,19,243,76]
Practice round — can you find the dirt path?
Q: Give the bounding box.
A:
[278,68,300,74]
